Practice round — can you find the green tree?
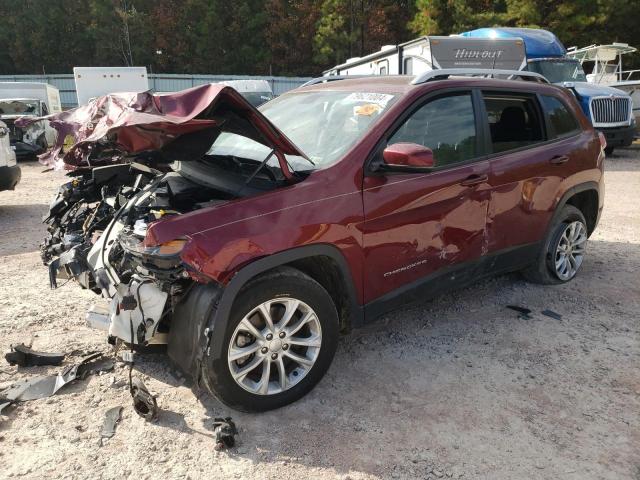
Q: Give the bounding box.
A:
[314,0,415,68]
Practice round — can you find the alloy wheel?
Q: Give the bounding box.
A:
[553,220,587,281]
[227,297,322,395]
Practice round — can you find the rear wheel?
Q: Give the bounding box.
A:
[523,205,588,285]
[203,267,339,412]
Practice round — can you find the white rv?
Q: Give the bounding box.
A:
[0,82,62,157]
[74,66,150,105]
[324,36,527,77]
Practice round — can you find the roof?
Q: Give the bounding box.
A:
[295,73,563,99]
[460,28,566,58]
[567,44,638,62]
[298,75,415,95]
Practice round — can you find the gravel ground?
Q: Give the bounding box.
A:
[1,147,639,480]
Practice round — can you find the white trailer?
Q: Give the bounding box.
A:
[324,36,527,77]
[74,67,149,105]
[0,82,62,156]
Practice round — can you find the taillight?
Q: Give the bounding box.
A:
[598,132,607,152]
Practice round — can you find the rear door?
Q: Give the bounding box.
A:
[482,90,584,265]
[362,89,491,305]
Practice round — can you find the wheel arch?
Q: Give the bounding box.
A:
[206,244,363,361]
[553,182,600,236]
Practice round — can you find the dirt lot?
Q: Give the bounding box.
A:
[1,148,639,480]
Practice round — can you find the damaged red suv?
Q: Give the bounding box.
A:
[40,71,604,411]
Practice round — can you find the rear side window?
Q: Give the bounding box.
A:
[482,93,545,154]
[541,95,580,138]
[389,93,477,167]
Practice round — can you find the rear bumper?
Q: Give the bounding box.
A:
[597,125,635,148]
[0,164,21,191]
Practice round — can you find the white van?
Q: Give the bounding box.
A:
[0,82,62,158]
[0,121,20,191]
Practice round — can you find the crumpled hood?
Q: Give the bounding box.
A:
[17,83,306,169]
[568,81,631,98]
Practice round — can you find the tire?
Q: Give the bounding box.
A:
[202,266,339,412]
[523,205,588,285]
[604,146,614,155]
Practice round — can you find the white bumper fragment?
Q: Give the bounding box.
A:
[107,279,168,344]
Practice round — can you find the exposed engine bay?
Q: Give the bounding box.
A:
[37,83,309,356]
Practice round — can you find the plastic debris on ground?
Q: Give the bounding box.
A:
[100,406,123,446]
[5,343,65,367]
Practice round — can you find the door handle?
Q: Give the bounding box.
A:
[460,174,488,186]
[549,155,569,165]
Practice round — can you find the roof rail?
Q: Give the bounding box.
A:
[299,75,376,88]
[411,68,549,85]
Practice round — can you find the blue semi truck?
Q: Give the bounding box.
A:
[461,28,636,154]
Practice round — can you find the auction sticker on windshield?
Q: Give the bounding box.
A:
[345,92,394,107]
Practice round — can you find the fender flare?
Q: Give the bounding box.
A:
[205,243,363,361]
[547,181,599,236]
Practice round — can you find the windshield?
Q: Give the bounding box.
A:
[208,90,397,171]
[528,59,587,83]
[0,100,40,116]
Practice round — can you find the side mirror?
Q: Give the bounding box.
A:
[380,143,434,172]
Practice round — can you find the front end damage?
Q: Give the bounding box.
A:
[38,83,308,383]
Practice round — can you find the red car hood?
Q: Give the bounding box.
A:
[19,83,306,168]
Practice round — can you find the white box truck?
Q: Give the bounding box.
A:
[0,82,62,158]
[74,67,149,105]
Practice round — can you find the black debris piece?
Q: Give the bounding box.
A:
[0,352,106,405]
[5,343,65,367]
[213,417,238,450]
[541,309,562,321]
[131,377,158,421]
[100,406,123,445]
[506,305,533,320]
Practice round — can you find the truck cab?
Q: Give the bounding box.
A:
[461,28,635,153]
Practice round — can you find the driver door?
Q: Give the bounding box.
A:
[362,90,490,305]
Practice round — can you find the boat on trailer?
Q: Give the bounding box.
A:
[567,43,640,131]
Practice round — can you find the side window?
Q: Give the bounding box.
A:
[483,93,545,154]
[388,93,477,167]
[41,103,49,115]
[540,95,580,138]
[403,57,413,75]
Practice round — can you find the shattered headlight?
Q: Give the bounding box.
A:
[119,232,187,258]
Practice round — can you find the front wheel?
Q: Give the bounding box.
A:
[523,205,588,285]
[203,267,339,412]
